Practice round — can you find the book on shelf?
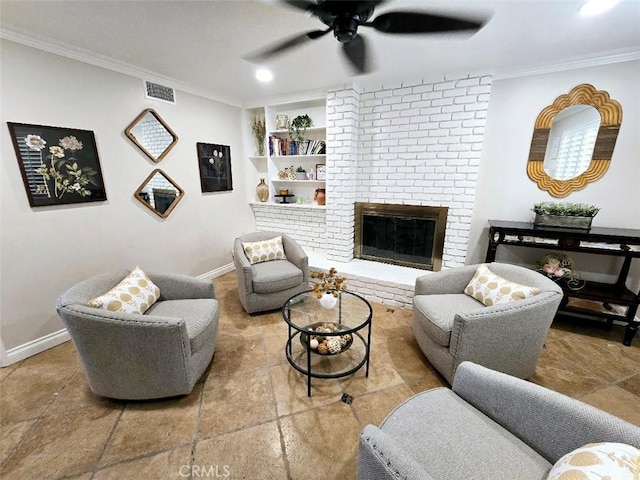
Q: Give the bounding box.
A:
[268,136,326,156]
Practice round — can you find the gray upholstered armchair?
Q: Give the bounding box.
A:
[412,262,563,383]
[233,231,309,314]
[56,270,219,400]
[357,362,640,480]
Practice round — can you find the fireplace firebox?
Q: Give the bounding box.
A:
[354,203,448,271]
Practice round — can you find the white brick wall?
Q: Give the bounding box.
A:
[354,73,492,267]
[251,204,326,253]
[326,85,361,262]
[309,267,415,309]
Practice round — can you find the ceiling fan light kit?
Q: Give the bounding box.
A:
[245,0,488,75]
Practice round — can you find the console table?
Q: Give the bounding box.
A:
[485,220,640,346]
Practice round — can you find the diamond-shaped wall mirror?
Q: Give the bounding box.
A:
[125,109,178,163]
[134,169,184,218]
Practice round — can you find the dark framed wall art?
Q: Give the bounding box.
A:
[196,142,233,193]
[7,122,107,207]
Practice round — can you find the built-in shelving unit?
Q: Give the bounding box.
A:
[244,97,326,206]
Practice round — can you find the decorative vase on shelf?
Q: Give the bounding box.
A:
[315,188,326,206]
[319,292,338,309]
[256,178,269,202]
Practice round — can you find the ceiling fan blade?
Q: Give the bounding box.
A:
[368,11,484,34]
[244,29,330,63]
[342,34,371,75]
[282,1,322,14]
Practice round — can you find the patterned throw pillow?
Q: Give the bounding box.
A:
[464,264,539,306]
[88,267,160,314]
[241,236,286,265]
[547,442,639,480]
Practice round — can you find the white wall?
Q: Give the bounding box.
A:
[469,60,640,288]
[0,40,255,357]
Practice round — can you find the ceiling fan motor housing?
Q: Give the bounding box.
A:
[317,1,376,43]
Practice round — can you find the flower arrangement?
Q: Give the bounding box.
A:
[26,134,99,200]
[537,253,586,291]
[251,117,266,156]
[311,267,347,298]
[537,253,575,280]
[532,202,600,217]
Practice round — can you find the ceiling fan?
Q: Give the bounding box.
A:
[244,0,488,75]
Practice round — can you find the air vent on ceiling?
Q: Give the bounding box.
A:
[144,81,176,104]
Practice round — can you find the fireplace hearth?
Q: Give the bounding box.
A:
[354,203,448,271]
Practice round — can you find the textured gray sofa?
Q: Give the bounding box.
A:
[413,262,564,383]
[358,362,640,480]
[56,270,219,400]
[233,231,309,314]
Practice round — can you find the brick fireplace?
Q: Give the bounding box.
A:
[354,202,448,271]
[251,72,492,305]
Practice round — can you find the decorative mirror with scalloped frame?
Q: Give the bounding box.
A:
[527,84,622,198]
[125,109,178,163]
[134,169,184,218]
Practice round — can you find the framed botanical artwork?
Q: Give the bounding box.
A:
[316,163,326,181]
[7,122,107,207]
[196,142,233,193]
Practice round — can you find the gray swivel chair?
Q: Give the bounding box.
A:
[56,270,219,400]
[233,231,309,314]
[412,262,563,383]
[357,361,640,480]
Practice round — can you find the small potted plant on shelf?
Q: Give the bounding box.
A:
[532,202,599,230]
[289,114,313,142]
[311,267,347,309]
[295,166,307,180]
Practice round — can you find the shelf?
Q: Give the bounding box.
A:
[271,154,326,160]
[561,280,638,306]
[249,201,325,209]
[272,180,325,184]
[269,126,326,135]
[249,156,267,161]
[486,220,640,346]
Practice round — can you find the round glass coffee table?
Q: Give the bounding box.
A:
[283,290,372,396]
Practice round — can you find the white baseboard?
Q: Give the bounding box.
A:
[197,262,235,280]
[1,328,70,367]
[0,264,236,368]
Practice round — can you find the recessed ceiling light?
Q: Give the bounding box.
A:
[579,0,619,16]
[255,68,273,82]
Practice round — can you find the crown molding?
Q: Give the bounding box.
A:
[494,47,640,80]
[0,27,242,107]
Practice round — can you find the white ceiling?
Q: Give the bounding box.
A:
[1,0,639,106]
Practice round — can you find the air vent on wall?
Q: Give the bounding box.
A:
[144,81,176,104]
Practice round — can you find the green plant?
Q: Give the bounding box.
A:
[532,202,600,217]
[296,166,306,172]
[251,117,266,156]
[289,114,313,142]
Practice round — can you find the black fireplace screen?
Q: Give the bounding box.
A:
[354,203,447,271]
[361,215,436,266]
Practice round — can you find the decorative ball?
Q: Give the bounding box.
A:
[309,338,319,350]
[339,335,349,347]
[317,343,329,354]
[327,338,342,354]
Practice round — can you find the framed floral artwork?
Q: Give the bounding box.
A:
[7,122,107,207]
[196,142,233,193]
[316,163,326,181]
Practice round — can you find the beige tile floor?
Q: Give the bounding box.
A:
[1,272,639,479]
